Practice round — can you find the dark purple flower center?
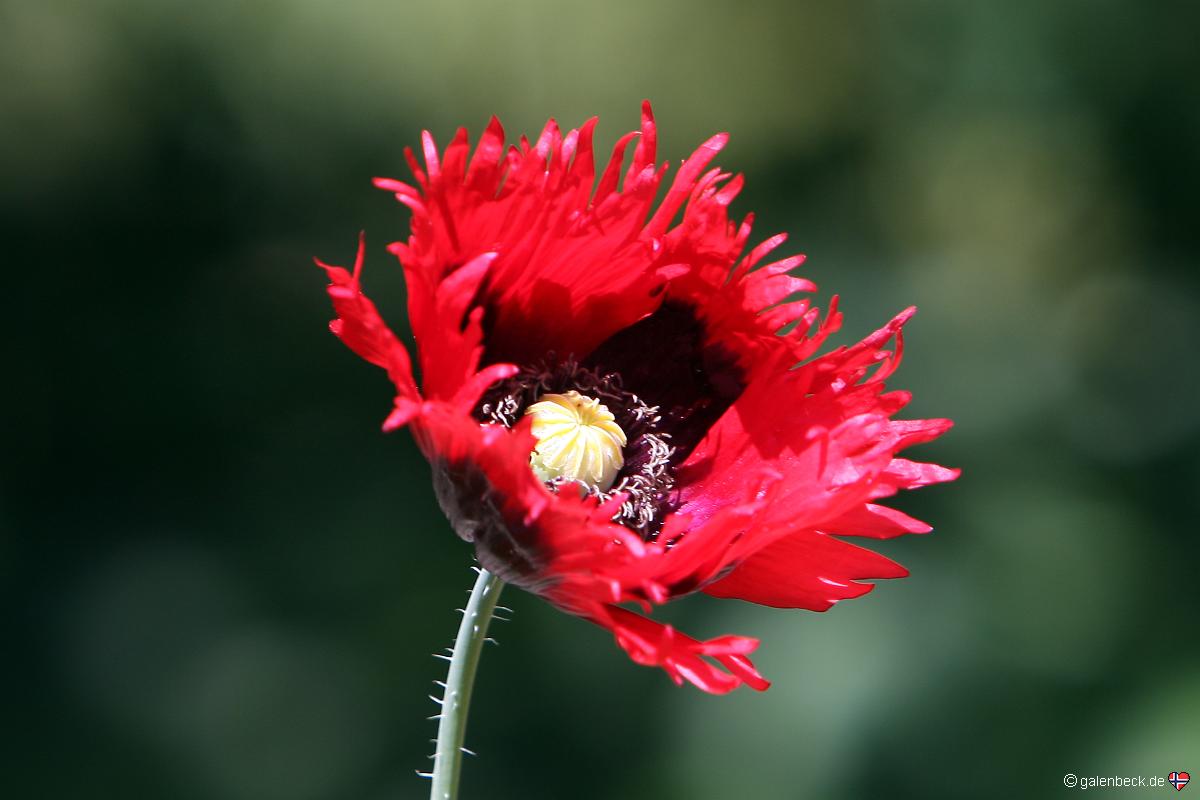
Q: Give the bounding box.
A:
[476,302,746,540]
[477,358,676,537]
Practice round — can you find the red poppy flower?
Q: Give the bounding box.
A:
[319,102,958,694]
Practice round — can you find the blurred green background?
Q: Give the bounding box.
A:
[5,1,1199,798]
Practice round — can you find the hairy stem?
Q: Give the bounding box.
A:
[429,567,504,800]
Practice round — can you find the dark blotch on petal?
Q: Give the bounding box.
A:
[431,458,555,591]
[584,302,744,462]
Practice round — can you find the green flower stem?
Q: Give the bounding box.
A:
[430,567,504,800]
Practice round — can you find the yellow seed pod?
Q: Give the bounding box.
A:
[525,391,627,492]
